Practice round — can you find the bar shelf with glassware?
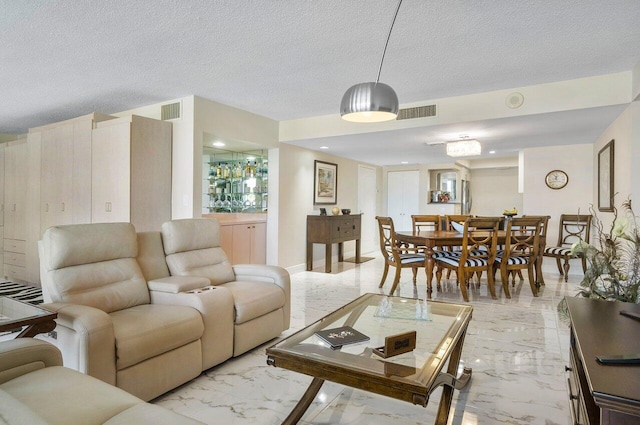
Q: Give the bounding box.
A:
[203,148,268,214]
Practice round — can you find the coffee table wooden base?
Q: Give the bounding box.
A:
[281,367,472,425]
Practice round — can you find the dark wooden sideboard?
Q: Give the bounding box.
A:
[306,214,361,273]
[564,297,640,425]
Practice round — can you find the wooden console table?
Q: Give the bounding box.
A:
[564,297,640,425]
[306,214,361,273]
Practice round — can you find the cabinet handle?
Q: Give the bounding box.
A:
[564,365,572,372]
[61,202,65,212]
[44,203,49,212]
[337,226,340,231]
[352,225,355,229]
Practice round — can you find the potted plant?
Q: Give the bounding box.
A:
[560,199,640,312]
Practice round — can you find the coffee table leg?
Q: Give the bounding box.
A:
[282,377,325,425]
[434,328,471,425]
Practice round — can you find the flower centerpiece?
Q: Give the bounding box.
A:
[566,199,640,304]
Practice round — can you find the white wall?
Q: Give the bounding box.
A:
[592,103,634,233]
[470,167,522,216]
[277,144,381,269]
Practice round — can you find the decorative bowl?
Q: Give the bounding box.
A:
[342,209,351,215]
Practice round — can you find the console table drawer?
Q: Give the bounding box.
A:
[331,219,355,239]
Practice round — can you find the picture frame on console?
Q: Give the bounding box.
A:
[314,160,338,205]
[598,139,614,212]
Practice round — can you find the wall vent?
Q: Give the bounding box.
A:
[396,104,436,120]
[161,102,181,121]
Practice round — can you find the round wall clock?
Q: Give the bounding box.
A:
[545,170,568,189]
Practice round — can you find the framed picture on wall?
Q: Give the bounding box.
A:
[314,160,337,205]
[598,139,614,212]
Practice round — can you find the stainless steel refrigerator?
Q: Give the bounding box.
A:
[461,180,472,214]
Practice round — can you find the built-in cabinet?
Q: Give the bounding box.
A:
[92,115,172,231]
[220,221,266,265]
[205,214,267,265]
[2,113,172,285]
[4,139,27,282]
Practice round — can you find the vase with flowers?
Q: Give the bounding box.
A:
[559,199,640,314]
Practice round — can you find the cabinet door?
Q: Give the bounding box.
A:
[232,224,252,265]
[92,122,131,223]
[0,146,4,227]
[219,224,234,263]
[4,142,27,240]
[250,222,266,264]
[41,126,74,232]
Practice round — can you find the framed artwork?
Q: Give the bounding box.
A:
[598,139,614,212]
[314,160,337,204]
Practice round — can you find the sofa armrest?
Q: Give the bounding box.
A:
[40,302,116,386]
[0,339,62,384]
[232,264,290,289]
[149,286,235,370]
[147,276,211,294]
[232,264,291,329]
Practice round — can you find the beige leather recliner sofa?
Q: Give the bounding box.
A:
[0,338,204,424]
[39,219,290,401]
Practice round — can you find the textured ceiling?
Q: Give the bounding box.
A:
[2,0,640,163]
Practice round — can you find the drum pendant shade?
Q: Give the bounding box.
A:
[340,82,399,123]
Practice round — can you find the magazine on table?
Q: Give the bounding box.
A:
[314,326,370,349]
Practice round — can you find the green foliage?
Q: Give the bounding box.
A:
[559,200,640,318]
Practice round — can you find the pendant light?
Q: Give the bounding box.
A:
[340,0,403,123]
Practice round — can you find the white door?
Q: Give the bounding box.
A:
[387,170,419,231]
[357,165,377,254]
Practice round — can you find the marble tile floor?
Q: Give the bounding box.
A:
[155,255,582,425]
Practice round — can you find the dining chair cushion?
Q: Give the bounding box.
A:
[544,246,573,257]
[436,257,490,268]
[391,253,426,265]
[495,255,529,265]
[431,251,459,259]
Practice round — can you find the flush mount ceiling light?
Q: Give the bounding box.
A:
[446,139,482,157]
[340,0,403,123]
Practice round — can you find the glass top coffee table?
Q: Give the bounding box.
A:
[266,293,473,424]
[0,296,57,338]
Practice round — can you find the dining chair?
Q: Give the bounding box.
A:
[410,215,440,252]
[376,216,426,295]
[522,214,551,286]
[435,217,501,302]
[543,214,592,282]
[493,217,542,298]
[442,214,474,280]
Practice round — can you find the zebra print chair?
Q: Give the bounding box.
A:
[542,214,592,282]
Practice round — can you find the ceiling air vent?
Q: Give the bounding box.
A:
[161,102,181,121]
[396,104,436,120]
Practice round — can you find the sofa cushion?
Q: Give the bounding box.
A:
[161,219,236,285]
[165,248,236,285]
[1,366,142,425]
[161,219,221,254]
[0,389,49,425]
[136,231,171,281]
[220,280,286,325]
[46,258,150,312]
[42,222,138,270]
[111,304,204,370]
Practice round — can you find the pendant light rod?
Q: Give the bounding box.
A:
[375,0,403,84]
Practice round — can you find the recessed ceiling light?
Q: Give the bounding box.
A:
[212,141,225,147]
[489,150,496,154]
[320,146,329,149]
[401,161,408,164]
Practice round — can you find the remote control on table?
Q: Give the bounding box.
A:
[596,354,640,365]
[620,310,640,321]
